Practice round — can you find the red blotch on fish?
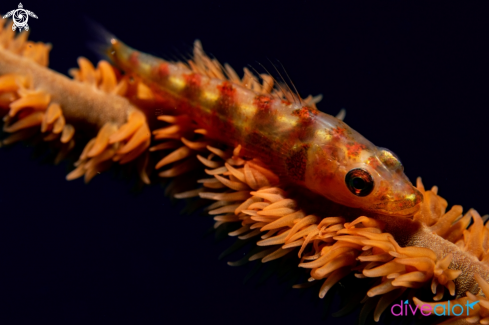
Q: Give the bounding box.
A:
[253,95,272,111]
[331,127,347,140]
[129,52,139,66]
[217,81,235,98]
[153,63,170,81]
[183,73,202,100]
[292,106,318,126]
[346,142,366,157]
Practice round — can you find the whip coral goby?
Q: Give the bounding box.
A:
[1,18,489,325]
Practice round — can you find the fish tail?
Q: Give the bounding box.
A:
[83,16,118,62]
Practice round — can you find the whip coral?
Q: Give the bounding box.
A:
[1,16,489,325]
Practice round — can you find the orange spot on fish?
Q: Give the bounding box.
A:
[217,81,236,98]
[215,81,236,115]
[183,73,200,86]
[183,73,201,100]
[346,143,366,157]
[129,52,139,66]
[331,127,347,140]
[253,95,272,110]
[153,63,169,80]
[292,106,318,126]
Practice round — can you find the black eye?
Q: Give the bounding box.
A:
[345,168,374,197]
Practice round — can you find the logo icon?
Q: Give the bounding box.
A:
[2,3,38,32]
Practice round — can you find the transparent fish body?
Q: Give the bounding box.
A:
[105,38,423,216]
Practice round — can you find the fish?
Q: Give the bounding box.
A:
[102,36,423,216]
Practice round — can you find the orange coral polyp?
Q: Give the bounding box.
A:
[0,21,153,183]
[194,153,489,322]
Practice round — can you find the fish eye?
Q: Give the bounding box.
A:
[345,168,374,197]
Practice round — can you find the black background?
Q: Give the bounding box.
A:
[0,1,488,324]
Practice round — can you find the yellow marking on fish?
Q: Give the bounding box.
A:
[405,193,416,202]
[169,76,186,91]
[203,91,219,102]
[276,114,297,126]
[315,129,333,142]
[239,103,257,116]
[139,62,152,74]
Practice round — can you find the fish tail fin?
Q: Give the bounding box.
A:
[83,16,118,62]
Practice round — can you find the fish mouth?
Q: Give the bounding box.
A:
[369,187,424,217]
[372,203,421,217]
